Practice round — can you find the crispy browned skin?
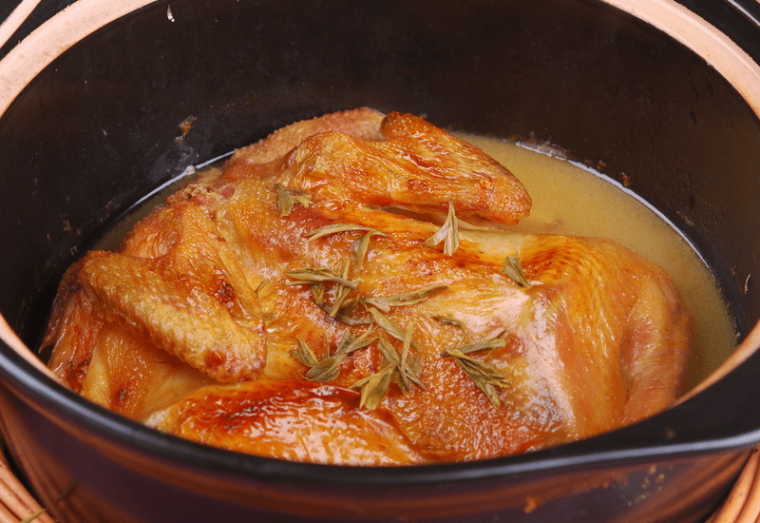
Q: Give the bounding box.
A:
[43,108,691,465]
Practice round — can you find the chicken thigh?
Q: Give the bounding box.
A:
[43,108,691,465]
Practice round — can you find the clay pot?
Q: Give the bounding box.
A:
[0,0,759,521]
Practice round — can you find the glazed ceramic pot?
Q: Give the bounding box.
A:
[0,0,760,522]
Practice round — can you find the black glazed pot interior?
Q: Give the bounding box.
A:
[0,0,760,522]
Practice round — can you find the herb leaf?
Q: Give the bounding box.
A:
[306,223,381,242]
[398,323,425,391]
[423,201,459,255]
[367,307,406,342]
[290,336,344,382]
[275,183,312,217]
[353,230,385,270]
[365,284,448,312]
[456,336,508,355]
[291,337,320,367]
[335,329,377,355]
[351,364,396,410]
[445,335,509,407]
[291,330,379,383]
[285,267,358,289]
[501,255,531,288]
[304,354,346,382]
[350,332,425,409]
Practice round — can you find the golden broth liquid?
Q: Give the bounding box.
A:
[99,135,736,393]
[458,133,736,390]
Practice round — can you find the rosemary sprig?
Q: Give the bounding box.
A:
[397,323,425,391]
[327,259,354,318]
[291,336,320,368]
[275,183,312,216]
[501,254,531,288]
[366,307,415,346]
[335,329,378,355]
[306,223,380,242]
[423,201,459,255]
[351,363,396,410]
[350,332,425,409]
[310,282,326,306]
[291,330,379,383]
[290,336,345,382]
[284,267,358,289]
[364,284,448,312]
[445,336,509,407]
[353,229,385,270]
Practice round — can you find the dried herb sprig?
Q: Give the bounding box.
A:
[351,362,396,410]
[353,229,386,270]
[434,316,469,346]
[335,329,378,356]
[423,201,459,255]
[275,183,312,217]
[290,337,344,382]
[284,267,358,289]
[350,329,425,409]
[305,223,387,271]
[397,322,425,391]
[364,284,448,312]
[501,254,531,288]
[445,336,509,407]
[306,223,381,242]
[291,330,378,383]
[326,259,354,318]
[366,307,423,353]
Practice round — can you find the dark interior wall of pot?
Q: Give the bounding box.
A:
[1,0,759,349]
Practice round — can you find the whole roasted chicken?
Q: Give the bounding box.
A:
[43,108,691,465]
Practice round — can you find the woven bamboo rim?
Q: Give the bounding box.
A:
[1,0,760,521]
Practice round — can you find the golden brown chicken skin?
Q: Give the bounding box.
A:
[43,108,691,465]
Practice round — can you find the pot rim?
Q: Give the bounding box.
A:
[1,0,760,488]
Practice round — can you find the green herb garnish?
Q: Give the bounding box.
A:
[306,223,380,242]
[397,323,425,391]
[290,336,345,382]
[284,267,358,289]
[501,254,531,288]
[335,329,378,355]
[445,336,509,407]
[365,284,448,312]
[275,183,312,216]
[353,229,386,270]
[351,362,396,410]
[291,330,379,383]
[423,201,459,255]
[350,331,425,409]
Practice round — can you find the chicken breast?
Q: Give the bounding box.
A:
[42,108,691,465]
